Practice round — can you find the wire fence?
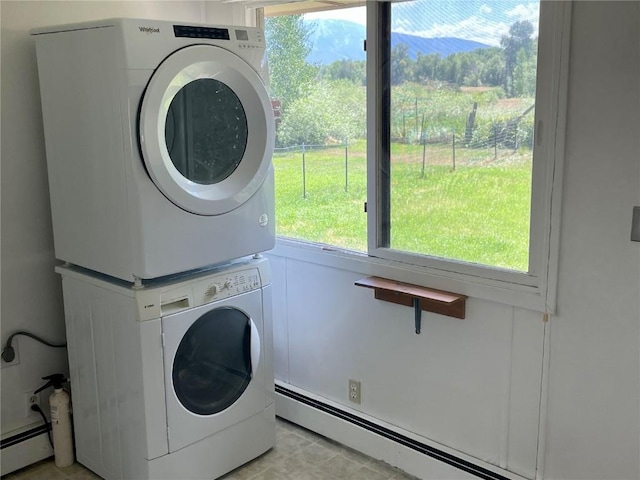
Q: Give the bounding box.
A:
[273,129,532,199]
[274,141,351,199]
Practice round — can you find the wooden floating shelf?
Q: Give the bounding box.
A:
[355,276,467,332]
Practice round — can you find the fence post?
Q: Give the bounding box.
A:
[493,122,497,160]
[302,142,306,199]
[414,97,418,142]
[402,113,406,142]
[452,130,456,171]
[344,138,349,192]
[421,134,426,178]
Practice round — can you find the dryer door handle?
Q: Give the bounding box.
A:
[250,319,261,375]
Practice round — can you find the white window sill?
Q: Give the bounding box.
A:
[269,237,549,313]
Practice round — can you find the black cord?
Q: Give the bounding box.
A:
[31,404,52,448]
[1,331,66,363]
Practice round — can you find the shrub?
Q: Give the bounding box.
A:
[277,80,366,147]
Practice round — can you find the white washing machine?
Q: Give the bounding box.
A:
[32,18,276,283]
[56,256,275,480]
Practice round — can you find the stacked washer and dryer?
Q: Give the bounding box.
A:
[32,18,277,480]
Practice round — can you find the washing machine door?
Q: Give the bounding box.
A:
[139,44,274,216]
[172,307,260,416]
[162,290,266,453]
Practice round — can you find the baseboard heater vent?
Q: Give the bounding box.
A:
[276,385,510,480]
[0,424,49,450]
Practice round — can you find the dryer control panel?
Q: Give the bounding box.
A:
[172,24,265,47]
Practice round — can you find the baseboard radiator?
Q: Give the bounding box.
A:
[0,424,49,450]
[0,424,53,476]
[276,384,511,480]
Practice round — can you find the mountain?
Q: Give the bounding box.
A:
[305,19,366,64]
[304,19,491,65]
[391,32,491,59]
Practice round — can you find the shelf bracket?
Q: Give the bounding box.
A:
[413,297,421,334]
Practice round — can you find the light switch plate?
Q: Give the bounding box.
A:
[631,206,640,242]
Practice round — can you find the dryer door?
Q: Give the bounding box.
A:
[139,45,274,216]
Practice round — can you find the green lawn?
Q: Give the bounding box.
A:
[273,140,532,272]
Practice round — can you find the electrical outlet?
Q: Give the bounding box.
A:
[25,391,41,418]
[631,206,640,242]
[348,379,361,404]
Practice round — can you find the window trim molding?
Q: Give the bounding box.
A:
[270,237,548,311]
[537,0,572,313]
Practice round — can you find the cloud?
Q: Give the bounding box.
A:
[394,16,510,47]
[506,3,540,26]
[305,6,366,26]
[305,1,540,46]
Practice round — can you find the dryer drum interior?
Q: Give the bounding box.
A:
[164,78,248,186]
[172,306,253,415]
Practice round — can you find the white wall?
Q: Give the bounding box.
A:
[270,255,546,478]
[544,2,639,479]
[0,0,245,473]
[269,2,639,480]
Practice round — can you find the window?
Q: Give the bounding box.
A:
[265,1,570,310]
[265,5,368,252]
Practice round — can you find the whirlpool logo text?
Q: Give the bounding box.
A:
[139,26,160,34]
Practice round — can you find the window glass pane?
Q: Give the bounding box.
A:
[387,0,539,271]
[165,78,247,185]
[265,8,367,252]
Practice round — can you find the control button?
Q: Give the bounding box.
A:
[207,284,220,296]
[223,279,232,289]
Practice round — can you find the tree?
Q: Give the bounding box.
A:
[414,53,441,83]
[277,80,366,146]
[512,45,537,97]
[321,59,366,85]
[265,15,318,111]
[390,43,412,85]
[479,48,506,88]
[501,20,535,97]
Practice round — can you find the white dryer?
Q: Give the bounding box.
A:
[56,256,275,480]
[32,19,275,283]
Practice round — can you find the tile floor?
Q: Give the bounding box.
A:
[3,418,419,480]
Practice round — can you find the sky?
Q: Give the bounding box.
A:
[305,1,540,46]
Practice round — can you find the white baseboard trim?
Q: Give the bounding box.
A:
[275,382,529,480]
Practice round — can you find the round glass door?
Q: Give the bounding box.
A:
[172,307,253,415]
[139,45,275,216]
[164,79,248,185]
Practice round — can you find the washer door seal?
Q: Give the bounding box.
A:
[139,44,274,216]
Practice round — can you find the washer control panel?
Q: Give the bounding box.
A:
[201,269,261,301]
[135,263,265,321]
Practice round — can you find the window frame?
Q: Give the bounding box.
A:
[264,0,571,313]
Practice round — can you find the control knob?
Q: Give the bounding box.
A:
[207,284,221,296]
